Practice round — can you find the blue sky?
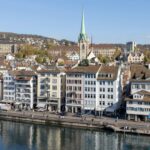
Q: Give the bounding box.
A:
[0,0,150,44]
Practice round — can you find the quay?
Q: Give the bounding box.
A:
[0,110,150,136]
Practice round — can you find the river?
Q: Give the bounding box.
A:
[0,120,149,150]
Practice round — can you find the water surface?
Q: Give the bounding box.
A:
[0,121,149,150]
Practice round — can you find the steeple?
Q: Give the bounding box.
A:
[78,11,90,60]
[80,11,86,35]
[78,11,88,42]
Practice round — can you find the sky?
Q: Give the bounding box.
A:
[0,0,150,44]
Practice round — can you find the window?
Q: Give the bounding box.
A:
[141,84,145,89]
[52,85,57,90]
[52,79,57,84]
[103,101,105,105]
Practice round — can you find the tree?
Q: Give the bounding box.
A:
[98,55,110,64]
[35,56,43,64]
[112,48,121,60]
[78,59,89,66]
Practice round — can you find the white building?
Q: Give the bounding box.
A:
[126,64,150,121]
[96,65,121,114]
[66,51,80,61]
[66,65,121,114]
[3,70,37,109]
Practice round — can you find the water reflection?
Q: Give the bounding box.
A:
[0,121,149,150]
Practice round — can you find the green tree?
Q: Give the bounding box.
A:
[35,56,43,64]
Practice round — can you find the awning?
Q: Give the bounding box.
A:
[37,103,46,108]
[105,104,118,113]
[15,102,22,105]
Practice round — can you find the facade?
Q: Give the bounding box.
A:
[93,48,116,58]
[3,70,37,109]
[0,42,18,54]
[126,64,150,121]
[96,65,121,113]
[37,67,66,112]
[127,52,144,63]
[66,65,121,114]
[66,51,80,61]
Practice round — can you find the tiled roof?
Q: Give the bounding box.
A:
[66,65,101,74]
[15,76,32,81]
[37,66,60,74]
[130,64,150,81]
[97,65,119,80]
[126,90,150,102]
[9,70,36,76]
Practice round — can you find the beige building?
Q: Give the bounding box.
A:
[127,52,144,63]
[0,42,18,54]
[93,48,116,58]
[37,67,66,112]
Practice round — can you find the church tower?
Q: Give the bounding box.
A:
[78,12,90,60]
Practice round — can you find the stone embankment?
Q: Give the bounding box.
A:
[0,111,150,136]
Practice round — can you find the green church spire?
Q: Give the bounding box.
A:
[78,11,88,42]
[81,11,86,35]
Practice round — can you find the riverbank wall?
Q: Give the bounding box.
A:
[0,112,150,136]
[0,113,104,130]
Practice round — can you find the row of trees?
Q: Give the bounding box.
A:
[15,44,52,64]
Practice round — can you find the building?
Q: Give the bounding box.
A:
[66,65,100,113]
[0,74,3,101]
[3,70,37,109]
[66,65,121,114]
[66,51,80,61]
[0,42,18,54]
[126,64,150,121]
[96,65,122,114]
[78,12,90,60]
[37,67,66,112]
[127,52,144,63]
[92,45,117,58]
[126,41,136,52]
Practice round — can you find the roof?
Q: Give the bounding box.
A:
[128,52,144,57]
[126,90,150,102]
[66,65,100,74]
[130,64,150,82]
[9,70,36,76]
[97,65,119,80]
[15,76,32,81]
[37,66,60,74]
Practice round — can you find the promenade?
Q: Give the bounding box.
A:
[0,110,150,135]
